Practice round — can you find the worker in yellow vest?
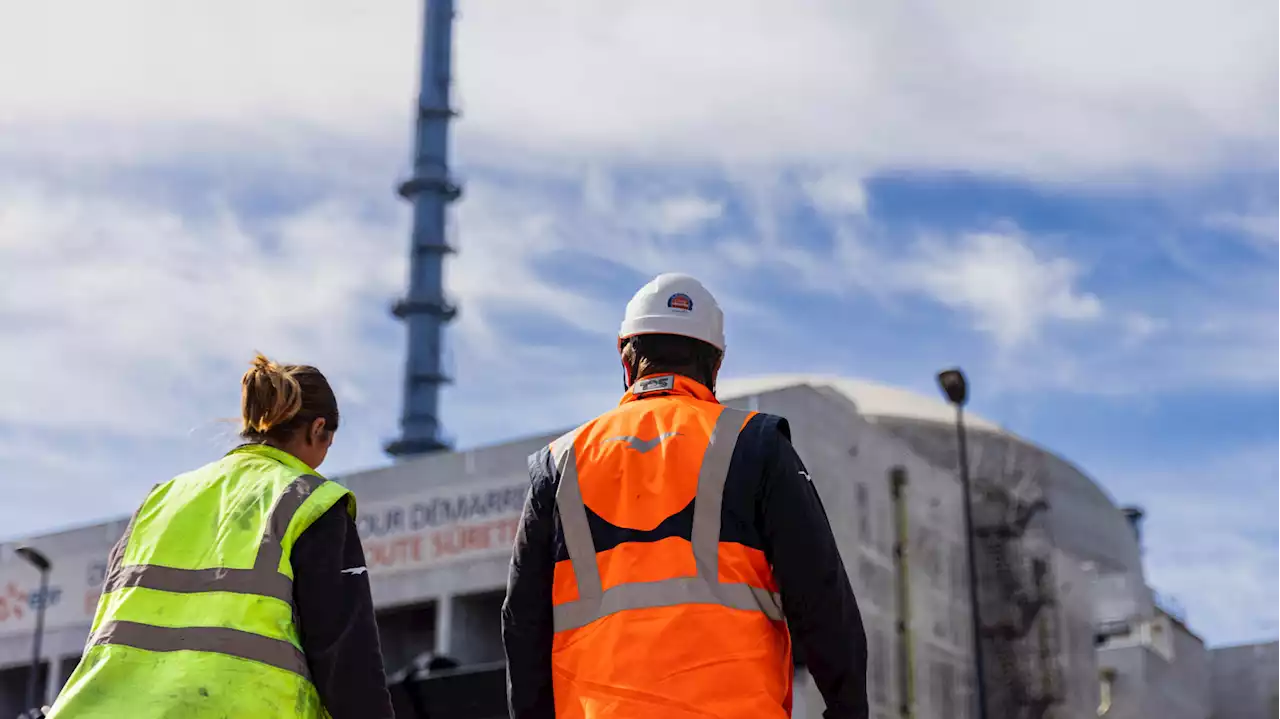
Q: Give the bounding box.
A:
[46,354,394,718]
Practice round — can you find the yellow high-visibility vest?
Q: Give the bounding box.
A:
[48,443,355,718]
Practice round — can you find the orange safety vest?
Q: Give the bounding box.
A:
[548,374,793,719]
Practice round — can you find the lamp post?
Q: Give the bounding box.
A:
[935,368,988,719]
[14,546,52,715]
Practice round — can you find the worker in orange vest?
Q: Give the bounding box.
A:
[503,273,868,719]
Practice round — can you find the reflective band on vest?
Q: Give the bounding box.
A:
[552,407,785,632]
[89,474,327,678]
[89,620,311,678]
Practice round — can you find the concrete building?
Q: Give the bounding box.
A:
[0,375,1230,718]
[1209,641,1279,719]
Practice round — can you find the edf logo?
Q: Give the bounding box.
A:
[667,293,693,312]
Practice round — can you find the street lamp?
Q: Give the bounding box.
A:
[935,368,988,719]
[14,546,52,715]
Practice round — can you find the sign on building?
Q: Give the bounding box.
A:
[354,480,528,576]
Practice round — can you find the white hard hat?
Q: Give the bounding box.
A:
[619,273,725,352]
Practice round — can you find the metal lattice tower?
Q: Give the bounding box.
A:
[387,0,460,458]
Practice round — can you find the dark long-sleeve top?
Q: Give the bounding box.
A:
[502,411,869,719]
[292,496,396,719]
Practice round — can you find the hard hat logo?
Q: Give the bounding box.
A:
[666,293,694,313]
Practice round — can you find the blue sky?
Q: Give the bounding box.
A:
[0,0,1276,647]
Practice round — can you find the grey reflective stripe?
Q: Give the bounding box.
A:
[90,620,310,679]
[102,565,294,603]
[553,407,784,631]
[691,408,750,581]
[553,577,783,631]
[258,474,327,575]
[553,429,602,601]
[103,474,326,601]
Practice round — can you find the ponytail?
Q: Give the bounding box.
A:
[239,352,339,441]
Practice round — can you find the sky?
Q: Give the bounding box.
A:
[0,0,1276,647]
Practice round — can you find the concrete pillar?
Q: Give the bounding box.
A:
[44,654,62,706]
[435,594,453,657]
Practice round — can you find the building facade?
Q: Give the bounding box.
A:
[0,376,1243,719]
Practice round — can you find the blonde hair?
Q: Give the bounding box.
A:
[239,352,339,440]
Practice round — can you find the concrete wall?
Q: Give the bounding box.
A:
[1210,641,1279,719]
[1146,619,1211,719]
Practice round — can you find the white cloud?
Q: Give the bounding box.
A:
[581,165,616,215]
[895,231,1104,348]
[1208,209,1280,243]
[1118,312,1168,349]
[643,195,725,235]
[448,177,623,355]
[458,182,745,324]
[0,0,1274,183]
[0,0,1268,397]
[0,3,416,135]
[1203,198,1280,249]
[0,179,406,437]
[459,167,1269,382]
[0,170,433,535]
[801,170,868,217]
